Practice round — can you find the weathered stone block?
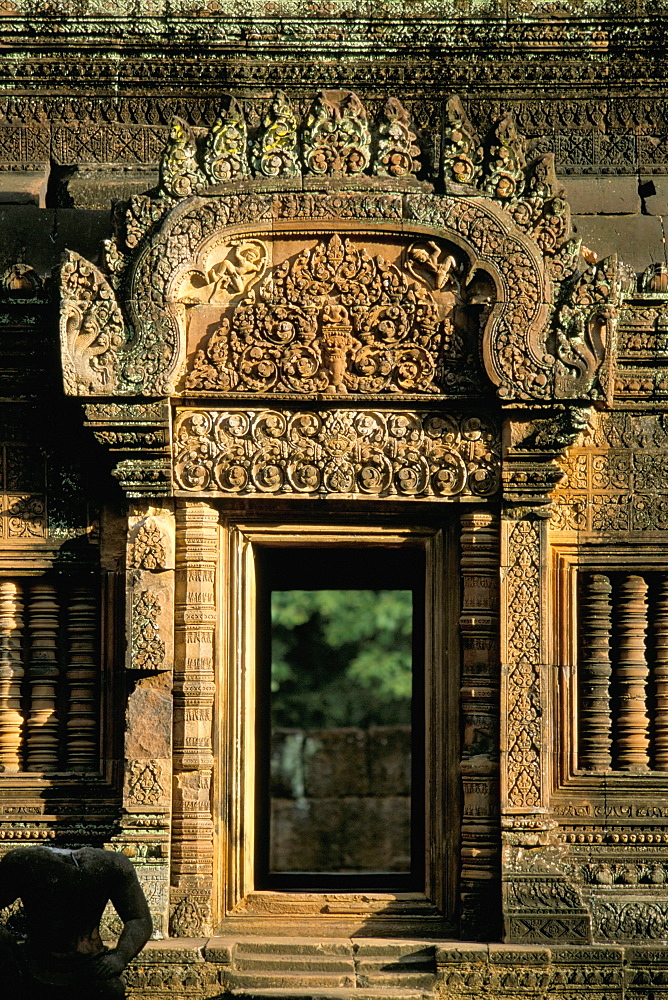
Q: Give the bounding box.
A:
[0,166,49,208]
[367,725,412,796]
[303,727,368,798]
[64,165,158,209]
[125,675,173,758]
[572,214,665,272]
[566,175,641,215]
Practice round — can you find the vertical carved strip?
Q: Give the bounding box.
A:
[66,586,99,771]
[502,518,542,809]
[653,577,668,771]
[0,580,25,771]
[459,510,500,940]
[615,574,650,770]
[26,582,60,771]
[171,501,217,936]
[578,573,613,770]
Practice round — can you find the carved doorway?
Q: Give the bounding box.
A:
[215,518,458,936]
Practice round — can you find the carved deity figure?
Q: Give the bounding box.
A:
[177,239,268,306]
[0,846,152,999]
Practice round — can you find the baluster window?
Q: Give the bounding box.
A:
[578,571,668,772]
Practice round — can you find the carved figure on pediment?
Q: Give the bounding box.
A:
[555,254,623,399]
[183,233,485,396]
[442,95,482,189]
[59,252,127,396]
[177,239,268,306]
[483,113,526,203]
[302,90,371,176]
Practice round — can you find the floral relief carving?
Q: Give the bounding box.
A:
[505,519,542,809]
[129,520,167,572]
[128,760,164,806]
[302,90,371,177]
[131,590,166,671]
[182,233,485,397]
[173,408,500,500]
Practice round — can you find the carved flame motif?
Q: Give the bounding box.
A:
[185,234,479,395]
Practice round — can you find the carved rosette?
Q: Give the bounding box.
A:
[173,409,500,500]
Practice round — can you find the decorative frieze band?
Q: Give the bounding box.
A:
[173,408,500,501]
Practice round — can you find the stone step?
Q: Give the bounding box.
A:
[231,989,432,1000]
[235,939,353,957]
[231,974,356,990]
[235,954,355,974]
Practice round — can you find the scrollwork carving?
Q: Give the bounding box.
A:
[59,251,127,396]
[183,232,483,397]
[251,90,299,179]
[159,117,205,200]
[203,97,249,184]
[131,590,166,672]
[129,520,167,572]
[173,408,500,501]
[373,97,421,179]
[302,90,371,177]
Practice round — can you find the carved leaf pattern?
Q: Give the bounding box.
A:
[184,233,475,396]
[173,408,500,500]
[506,519,542,808]
[131,590,166,671]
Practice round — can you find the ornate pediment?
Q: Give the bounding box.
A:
[58,90,625,407]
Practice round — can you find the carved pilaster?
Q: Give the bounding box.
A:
[65,586,99,771]
[653,577,668,771]
[615,574,650,770]
[501,516,543,813]
[171,501,217,936]
[26,581,59,771]
[0,580,24,772]
[459,509,501,940]
[578,573,613,771]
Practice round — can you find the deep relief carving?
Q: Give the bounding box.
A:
[551,411,668,533]
[128,760,164,806]
[56,94,617,405]
[373,97,421,179]
[130,520,168,572]
[302,90,371,177]
[182,233,487,397]
[203,98,248,185]
[251,90,299,179]
[131,590,166,672]
[59,251,127,396]
[504,519,542,809]
[173,409,500,501]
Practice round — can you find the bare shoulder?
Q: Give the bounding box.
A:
[82,848,140,879]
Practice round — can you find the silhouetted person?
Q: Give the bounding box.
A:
[0,846,152,999]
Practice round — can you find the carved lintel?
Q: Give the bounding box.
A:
[174,409,500,501]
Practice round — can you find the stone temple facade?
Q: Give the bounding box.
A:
[5,3,668,998]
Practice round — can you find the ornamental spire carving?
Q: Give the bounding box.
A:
[159,117,206,200]
[203,97,249,184]
[373,97,421,178]
[302,90,371,176]
[251,90,299,178]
